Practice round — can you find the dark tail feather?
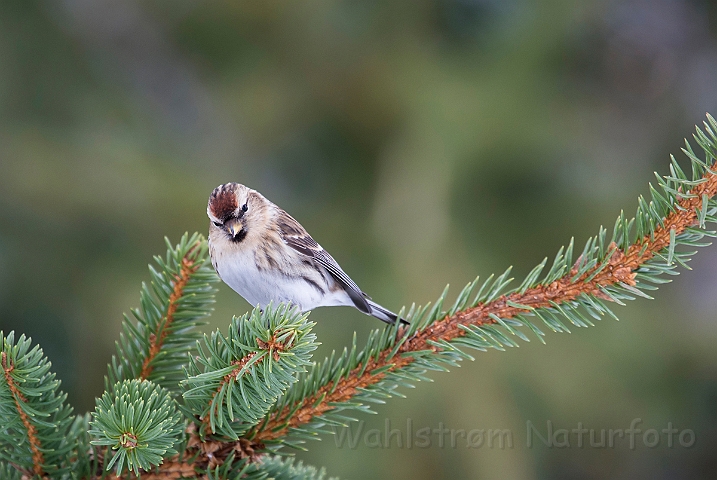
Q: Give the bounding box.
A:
[366,300,409,326]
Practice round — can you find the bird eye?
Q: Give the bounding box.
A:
[242,204,248,212]
[213,221,222,227]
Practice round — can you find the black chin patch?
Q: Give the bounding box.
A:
[230,228,248,243]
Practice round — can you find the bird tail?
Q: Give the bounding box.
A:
[367,300,408,326]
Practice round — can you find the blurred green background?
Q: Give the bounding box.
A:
[2,0,717,478]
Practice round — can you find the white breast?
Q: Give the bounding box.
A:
[212,242,353,312]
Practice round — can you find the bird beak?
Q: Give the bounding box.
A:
[225,218,244,238]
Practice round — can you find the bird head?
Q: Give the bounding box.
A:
[207,183,252,242]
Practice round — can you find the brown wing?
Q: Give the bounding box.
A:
[276,210,371,314]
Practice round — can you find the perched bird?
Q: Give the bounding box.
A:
[207,183,402,325]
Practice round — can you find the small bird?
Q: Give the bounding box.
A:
[207,183,402,325]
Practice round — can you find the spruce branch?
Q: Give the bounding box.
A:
[2,350,44,476]
[138,253,198,380]
[0,332,74,478]
[244,115,717,450]
[181,305,319,441]
[108,233,218,392]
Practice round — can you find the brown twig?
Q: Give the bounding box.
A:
[248,162,717,444]
[2,351,45,477]
[139,248,201,380]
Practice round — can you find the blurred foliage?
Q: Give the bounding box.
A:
[1,0,717,478]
